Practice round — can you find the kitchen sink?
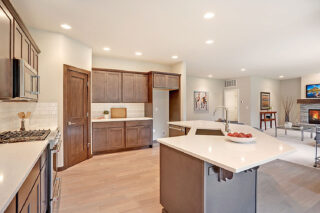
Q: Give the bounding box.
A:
[195,129,225,136]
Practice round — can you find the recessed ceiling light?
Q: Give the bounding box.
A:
[206,40,214,44]
[135,52,142,56]
[241,68,246,72]
[103,47,111,51]
[208,74,213,78]
[204,12,215,19]
[60,24,72,30]
[171,55,178,59]
[279,75,284,79]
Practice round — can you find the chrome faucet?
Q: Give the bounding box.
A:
[214,106,230,132]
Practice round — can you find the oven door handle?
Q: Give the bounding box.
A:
[52,139,62,154]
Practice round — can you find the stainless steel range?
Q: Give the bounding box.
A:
[0,129,51,143]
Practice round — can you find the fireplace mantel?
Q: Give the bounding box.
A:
[297,99,320,104]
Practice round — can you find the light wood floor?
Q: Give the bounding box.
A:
[58,144,320,213]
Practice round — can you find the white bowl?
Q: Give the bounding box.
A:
[226,136,256,144]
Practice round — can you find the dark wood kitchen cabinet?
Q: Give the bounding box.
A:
[92,71,106,103]
[122,73,135,102]
[20,176,40,213]
[106,72,122,103]
[92,71,122,103]
[153,73,179,90]
[4,146,49,213]
[122,73,148,103]
[135,74,148,102]
[0,0,13,99]
[92,122,125,153]
[92,120,153,154]
[0,0,40,100]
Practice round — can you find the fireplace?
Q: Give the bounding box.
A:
[309,109,320,124]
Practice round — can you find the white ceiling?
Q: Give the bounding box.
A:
[11,0,320,79]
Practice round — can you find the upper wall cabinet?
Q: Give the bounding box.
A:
[92,70,148,103]
[106,72,122,103]
[122,73,148,103]
[0,0,13,99]
[153,73,180,90]
[92,71,122,103]
[0,0,40,100]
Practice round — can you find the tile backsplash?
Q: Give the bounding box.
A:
[92,103,145,118]
[0,102,58,132]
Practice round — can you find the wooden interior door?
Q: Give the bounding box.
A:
[64,65,91,168]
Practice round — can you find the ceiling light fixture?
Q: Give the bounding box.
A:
[135,52,142,56]
[171,55,178,59]
[206,40,214,44]
[103,47,111,51]
[60,24,72,30]
[208,74,213,78]
[279,75,284,79]
[241,68,246,72]
[204,12,215,19]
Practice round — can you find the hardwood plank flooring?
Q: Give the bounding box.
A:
[58,144,320,213]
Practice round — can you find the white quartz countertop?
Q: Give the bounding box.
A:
[158,120,295,173]
[0,130,57,213]
[92,117,153,122]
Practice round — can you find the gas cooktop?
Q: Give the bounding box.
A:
[0,129,51,144]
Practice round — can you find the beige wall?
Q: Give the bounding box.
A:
[186,76,224,120]
[234,77,252,125]
[29,28,93,167]
[250,76,281,128]
[172,62,187,120]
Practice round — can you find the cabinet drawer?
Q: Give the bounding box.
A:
[18,159,40,212]
[93,121,124,129]
[126,120,152,127]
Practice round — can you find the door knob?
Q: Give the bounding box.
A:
[68,121,76,125]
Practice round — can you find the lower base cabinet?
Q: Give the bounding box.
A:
[4,145,49,213]
[92,120,153,154]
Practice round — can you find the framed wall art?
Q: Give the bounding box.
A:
[194,91,208,111]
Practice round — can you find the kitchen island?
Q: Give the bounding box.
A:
[158,120,294,213]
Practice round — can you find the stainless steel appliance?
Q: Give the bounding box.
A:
[12,59,40,100]
[49,130,62,213]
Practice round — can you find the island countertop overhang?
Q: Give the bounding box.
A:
[158,120,295,173]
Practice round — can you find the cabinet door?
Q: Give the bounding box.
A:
[126,126,139,148]
[139,125,152,146]
[4,196,16,213]
[0,2,13,99]
[107,127,125,150]
[22,36,30,64]
[105,72,122,103]
[153,73,166,88]
[167,75,179,90]
[21,176,40,213]
[30,45,37,69]
[122,73,135,103]
[92,71,106,103]
[92,127,108,152]
[135,74,148,103]
[14,21,23,59]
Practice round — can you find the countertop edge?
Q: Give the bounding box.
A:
[0,132,55,213]
[158,139,295,173]
[92,117,153,122]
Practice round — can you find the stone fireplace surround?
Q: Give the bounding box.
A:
[298,99,320,124]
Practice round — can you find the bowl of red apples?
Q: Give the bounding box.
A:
[226,132,256,143]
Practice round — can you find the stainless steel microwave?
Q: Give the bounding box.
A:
[13,59,40,100]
